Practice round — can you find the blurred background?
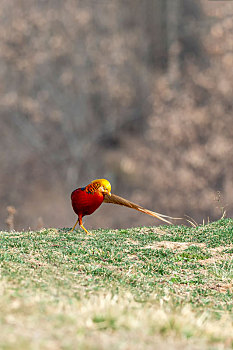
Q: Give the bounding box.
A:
[0,0,233,231]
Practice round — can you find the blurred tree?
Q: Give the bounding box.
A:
[0,0,232,230]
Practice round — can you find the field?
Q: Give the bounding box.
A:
[0,219,232,350]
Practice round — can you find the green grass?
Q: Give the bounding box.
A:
[0,218,232,349]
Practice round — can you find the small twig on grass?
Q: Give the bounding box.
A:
[37,216,44,230]
[215,191,227,219]
[5,206,17,231]
[184,215,199,227]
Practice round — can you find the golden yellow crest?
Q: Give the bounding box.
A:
[91,179,111,194]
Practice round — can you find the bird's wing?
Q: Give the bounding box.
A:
[104,193,180,225]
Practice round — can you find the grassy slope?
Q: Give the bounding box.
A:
[0,219,232,350]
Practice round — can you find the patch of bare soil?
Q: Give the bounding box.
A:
[208,283,233,293]
[144,241,206,251]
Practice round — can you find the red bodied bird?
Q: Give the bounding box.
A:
[71,178,177,235]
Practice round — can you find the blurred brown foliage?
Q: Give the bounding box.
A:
[0,0,232,230]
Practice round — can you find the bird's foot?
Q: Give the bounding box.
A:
[80,224,94,236]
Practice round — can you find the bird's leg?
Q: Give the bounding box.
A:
[70,219,79,233]
[79,216,93,235]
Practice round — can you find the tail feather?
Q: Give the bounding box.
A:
[104,193,179,225]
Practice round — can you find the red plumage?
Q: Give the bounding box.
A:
[71,188,104,218]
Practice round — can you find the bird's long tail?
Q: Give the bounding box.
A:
[104,193,180,225]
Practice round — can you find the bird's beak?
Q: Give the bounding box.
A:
[100,186,111,196]
[103,190,111,196]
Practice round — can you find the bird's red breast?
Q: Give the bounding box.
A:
[71,187,104,218]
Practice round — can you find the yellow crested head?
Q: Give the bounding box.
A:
[91,178,111,195]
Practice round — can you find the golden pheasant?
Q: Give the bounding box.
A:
[71,178,177,234]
